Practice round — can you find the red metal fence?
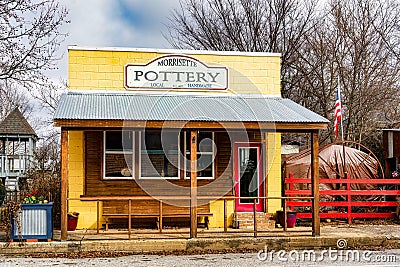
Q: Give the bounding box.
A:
[285,173,400,223]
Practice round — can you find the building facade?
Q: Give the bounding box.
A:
[54,47,328,237]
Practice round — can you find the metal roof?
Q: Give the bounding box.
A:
[54,92,329,124]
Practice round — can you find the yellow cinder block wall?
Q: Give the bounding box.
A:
[68,131,102,229]
[267,133,282,213]
[68,48,281,96]
[208,200,234,228]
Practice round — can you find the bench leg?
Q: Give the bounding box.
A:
[205,216,209,230]
[105,218,109,231]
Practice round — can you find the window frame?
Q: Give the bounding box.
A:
[103,131,135,180]
[184,131,215,180]
[139,131,181,180]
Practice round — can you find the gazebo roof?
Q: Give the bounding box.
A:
[0,108,37,137]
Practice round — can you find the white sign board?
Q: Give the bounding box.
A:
[125,55,228,90]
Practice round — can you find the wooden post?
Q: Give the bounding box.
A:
[128,199,132,240]
[190,131,198,238]
[346,173,352,224]
[60,128,68,241]
[311,131,320,237]
[283,198,287,231]
[159,200,163,233]
[96,200,100,234]
[253,198,257,237]
[223,198,227,233]
[263,132,268,215]
[288,173,294,211]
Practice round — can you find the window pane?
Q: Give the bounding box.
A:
[185,132,213,152]
[141,153,178,177]
[105,154,133,177]
[106,131,133,151]
[199,132,213,152]
[141,131,179,178]
[239,147,258,203]
[186,154,213,178]
[142,132,162,150]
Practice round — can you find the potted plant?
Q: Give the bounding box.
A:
[67,211,79,231]
[276,209,297,228]
[10,189,53,240]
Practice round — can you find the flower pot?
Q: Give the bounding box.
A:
[11,203,53,240]
[276,210,297,228]
[67,215,78,231]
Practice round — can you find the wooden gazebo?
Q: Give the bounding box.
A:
[0,108,37,194]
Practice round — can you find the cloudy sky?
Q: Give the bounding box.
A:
[31,0,181,132]
[55,0,181,80]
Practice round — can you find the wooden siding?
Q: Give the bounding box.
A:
[84,131,235,197]
[84,130,263,214]
[84,130,262,196]
[102,200,210,214]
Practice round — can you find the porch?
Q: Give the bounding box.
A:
[66,195,314,240]
[54,93,329,240]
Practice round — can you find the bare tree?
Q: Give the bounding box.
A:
[0,0,68,89]
[166,0,317,97]
[0,82,33,121]
[290,0,400,146]
[167,0,400,153]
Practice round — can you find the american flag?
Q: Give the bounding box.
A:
[334,83,342,140]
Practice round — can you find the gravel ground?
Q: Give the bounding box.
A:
[1,220,400,266]
[0,249,399,267]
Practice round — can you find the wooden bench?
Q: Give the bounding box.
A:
[102,213,213,231]
[102,199,212,231]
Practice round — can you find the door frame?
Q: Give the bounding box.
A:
[234,142,264,212]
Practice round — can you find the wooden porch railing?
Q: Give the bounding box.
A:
[285,173,400,223]
[0,154,31,177]
[66,195,314,239]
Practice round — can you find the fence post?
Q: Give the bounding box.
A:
[159,200,163,234]
[223,198,227,233]
[128,199,132,240]
[346,173,352,224]
[253,198,257,238]
[288,173,294,211]
[96,200,100,234]
[283,198,287,231]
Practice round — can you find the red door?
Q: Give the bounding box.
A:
[234,143,264,212]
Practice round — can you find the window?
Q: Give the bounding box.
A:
[185,132,215,179]
[140,131,179,179]
[103,131,134,179]
[103,130,215,180]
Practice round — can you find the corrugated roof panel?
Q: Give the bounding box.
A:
[53,92,329,123]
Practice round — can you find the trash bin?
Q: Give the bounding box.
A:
[276,210,297,228]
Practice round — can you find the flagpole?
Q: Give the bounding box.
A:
[338,79,344,142]
[338,77,346,176]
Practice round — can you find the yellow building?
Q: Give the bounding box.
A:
[54,47,328,238]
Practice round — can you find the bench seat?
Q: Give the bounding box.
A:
[102,213,213,230]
